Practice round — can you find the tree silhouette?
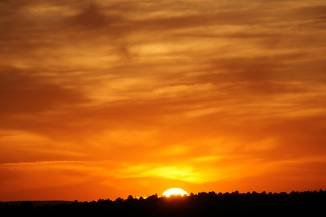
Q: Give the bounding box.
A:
[1,190,325,216]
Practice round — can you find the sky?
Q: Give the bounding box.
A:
[0,0,326,201]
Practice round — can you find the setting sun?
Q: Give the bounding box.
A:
[162,188,189,197]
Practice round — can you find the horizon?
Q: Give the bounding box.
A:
[2,189,326,202]
[1,0,326,201]
[2,191,325,216]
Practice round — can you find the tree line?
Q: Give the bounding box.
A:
[1,190,325,216]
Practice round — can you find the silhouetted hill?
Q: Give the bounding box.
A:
[1,190,325,216]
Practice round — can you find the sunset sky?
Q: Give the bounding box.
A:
[1,0,326,201]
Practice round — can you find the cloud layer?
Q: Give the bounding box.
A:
[0,0,326,200]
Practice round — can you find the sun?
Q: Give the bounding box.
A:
[162,187,189,197]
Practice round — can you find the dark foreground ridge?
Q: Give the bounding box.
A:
[1,190,326,216]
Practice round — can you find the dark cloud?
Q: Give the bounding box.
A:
[69,3,125,30]
[0,67,86,114]
[295,5,326,22]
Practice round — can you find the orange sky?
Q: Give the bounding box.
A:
[1,0,326,201]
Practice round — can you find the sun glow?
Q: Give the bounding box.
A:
[162,187,189,197]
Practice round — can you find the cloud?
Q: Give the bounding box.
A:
[70,3,124,30]
[0,0,326,200]
[294,5,326,25]
[0,67,86,114]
